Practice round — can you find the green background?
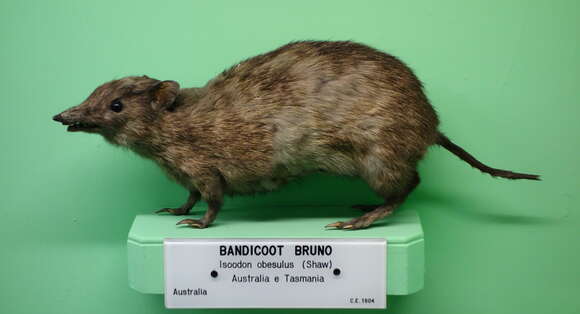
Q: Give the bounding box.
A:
[1,0,578,313]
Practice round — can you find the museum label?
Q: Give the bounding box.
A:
[164,238,386,308]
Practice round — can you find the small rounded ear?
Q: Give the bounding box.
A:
[151,80,180,110]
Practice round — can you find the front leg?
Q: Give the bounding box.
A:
[177,175,223,229]
[155,190,200,215]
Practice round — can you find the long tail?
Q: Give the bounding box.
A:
[437,133,540,180]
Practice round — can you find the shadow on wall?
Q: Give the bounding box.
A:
[411,188,562,226]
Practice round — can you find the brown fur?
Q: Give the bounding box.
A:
[53,40,539,229]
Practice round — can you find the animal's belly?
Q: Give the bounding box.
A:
[225,176,294,195]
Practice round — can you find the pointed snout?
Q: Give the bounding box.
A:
[52,106,81,125]
[53,105,100,132]
[52,113,64,122]
[52,106,80,128]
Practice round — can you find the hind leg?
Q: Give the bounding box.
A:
[351,172,420,212]
[155,191,200,215]
[327,171,420,230]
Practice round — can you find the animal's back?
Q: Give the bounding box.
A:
[190,41,439,193]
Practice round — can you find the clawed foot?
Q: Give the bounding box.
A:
[325,219,372,230]
[325,216,380,230]
[327,207,395,230]
[155,207,190,215]
[325,221,356,230]
[176,218,208,229]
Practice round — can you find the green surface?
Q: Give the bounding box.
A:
[129,208,423,243]
[1,0,579,313]
[127,209,424,295]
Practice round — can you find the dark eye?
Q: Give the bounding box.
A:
[110,100,123,113]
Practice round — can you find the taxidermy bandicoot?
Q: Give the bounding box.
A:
[53,41,540,230]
